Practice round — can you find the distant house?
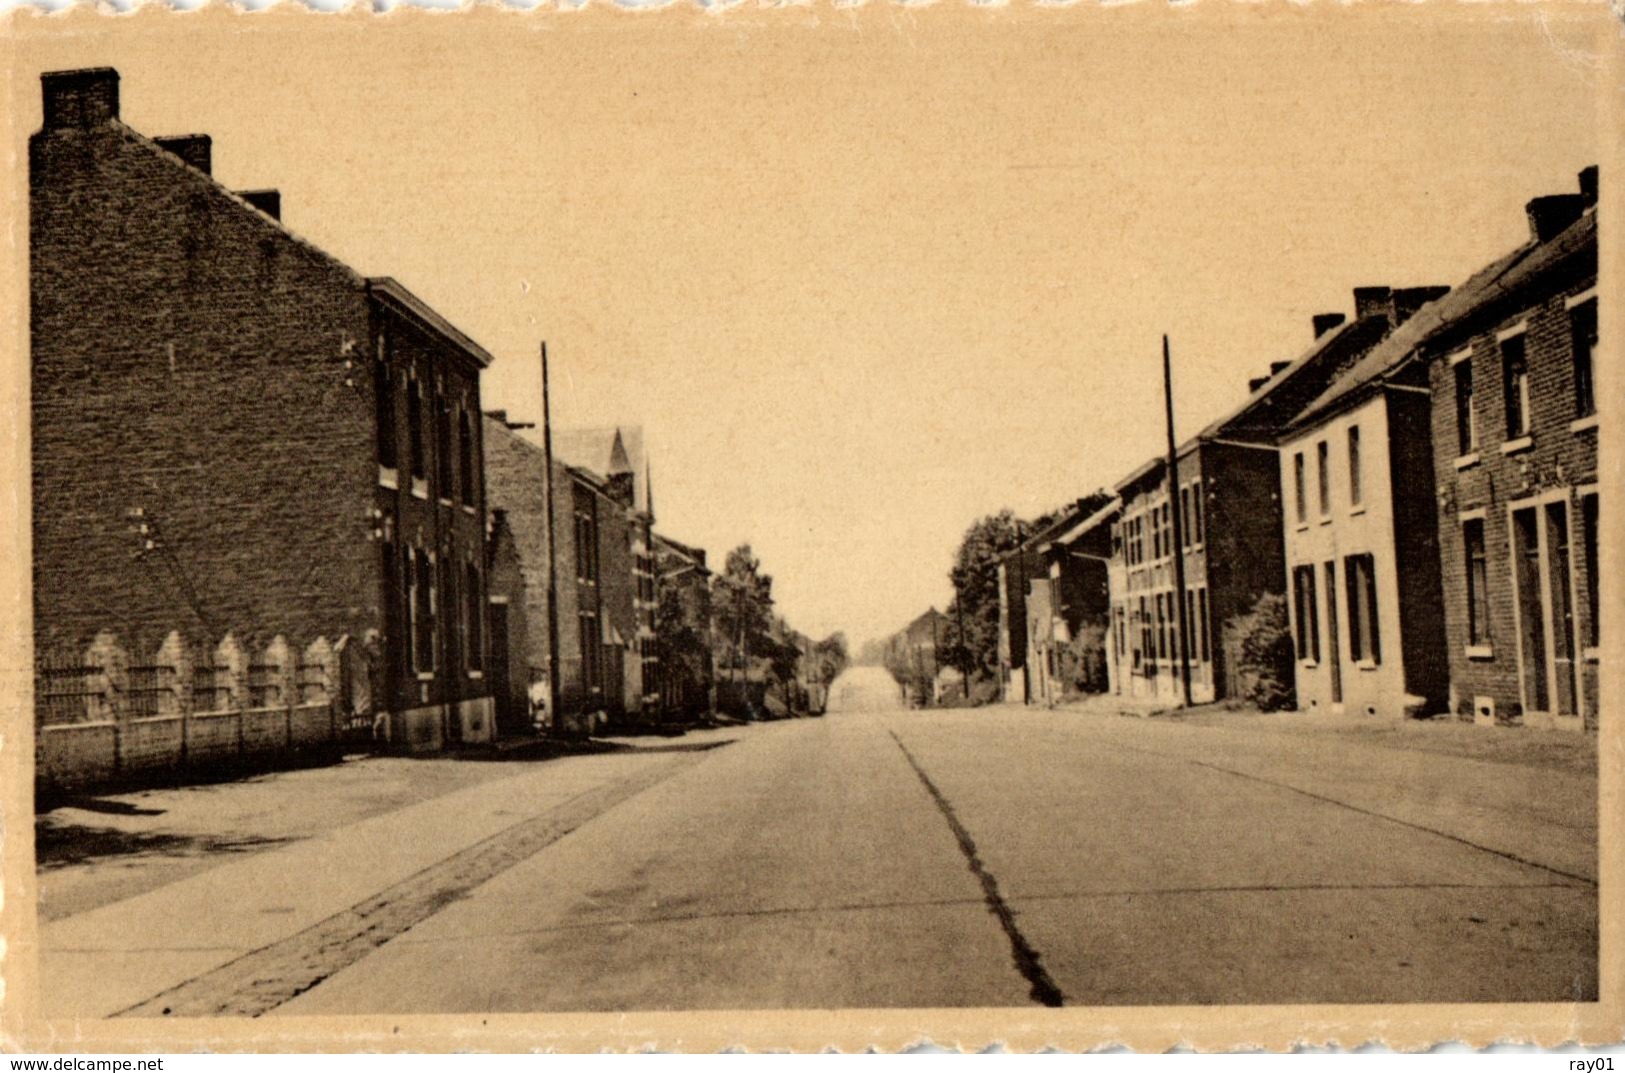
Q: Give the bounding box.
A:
[31,68,495,754]
[1108,291,1438,704]
[886,608,947,706]
[995,497,1109,705]
[1043,498,1120,701]
[552,427,660,725]
[482,416,642,735]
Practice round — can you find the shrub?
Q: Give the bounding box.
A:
[1223,593,1296,711]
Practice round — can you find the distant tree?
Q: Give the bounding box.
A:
[655,582,711,716]
[710,544,775,684]
[810,632,850,687]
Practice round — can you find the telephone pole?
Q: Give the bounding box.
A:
[1163,334,1193,707]
[541,341,563,735]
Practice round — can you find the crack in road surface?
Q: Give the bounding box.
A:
[115,751,711,1018]
[889,730,1065,1008]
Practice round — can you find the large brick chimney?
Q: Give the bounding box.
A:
[41,68,119,130]
[155,134,212,175]
[1578,165,1598,206]
[1526,194,1585,242]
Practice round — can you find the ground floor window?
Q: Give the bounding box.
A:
[1464,519,1490,646]
[1345,553,1380,664]
[1583,493,1600,650]
[1292,565,1319,662]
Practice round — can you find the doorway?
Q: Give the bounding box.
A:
[1324,560,1342,705]
[1512,500,1580,721]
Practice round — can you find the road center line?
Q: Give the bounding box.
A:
[889,729,1065,1009]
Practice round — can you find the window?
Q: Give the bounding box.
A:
[1316,440,1331,517]
[1583,493,1599,649]
[1197,587,1210,663]
[409,549,436,674]
[1572,299,1598,419]
[1464,519,1490,646]
[580,609,601,692]
[1345,553,1381,664]
[1347,426,1362,507]
[1455,360,1476,454]
[407,380,426,482]
[1293,452,1307,523]
[1181,487,1192,548]
[465,561,483,671]
[1502,333,1529,438]
[1191,481,1204,544]
[435,393,454,497]
[1292,565,1319,662]
[441,557,459,672]
[374,337,397,471]
[458,410,475,504]
[1185,589,1197,665]
[1156,594,1168,661]
[1136,597,1149,670]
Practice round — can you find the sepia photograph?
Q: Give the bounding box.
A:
[0,0,1620,1053]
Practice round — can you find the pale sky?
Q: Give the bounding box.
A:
[10,5,1606,648]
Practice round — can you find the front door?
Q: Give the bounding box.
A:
[1513,502,1581,720]
[1513,507,1551,715]
[1324,560,1342,705]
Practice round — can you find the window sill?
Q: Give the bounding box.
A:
[1453,453,1480,471]
[1349,504,1366,517]
[415,671,436,682]
[378,465,399,490]
[1571,414,1599,434]
[410,478,429,500]
[1584,646,1601,663]
[1501,436,1534,456]
[1294,522,1310,533]
[1318,515,1333,526]
[438,497,454,508]
[1299,659,1319,670]
[467,669,484,680]
[1355,659,1379,672]
[1464,644,1494,661]
[462,504,477,516]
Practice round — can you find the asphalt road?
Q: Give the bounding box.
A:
[272,666,1596,1013]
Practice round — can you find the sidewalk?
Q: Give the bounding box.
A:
[28,728,742,1019]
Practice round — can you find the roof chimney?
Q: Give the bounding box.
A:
[1270,360,1292,377]
[240,189,281,221]
[1391,285,1449,325]
[41,68,120,130]
[155,134,212,175]
[1578,165,1598,206]
[1248,375,1270,393]
[1353,287,1393,321]
[1312,312,1346,338]
[1526,194,1585,242]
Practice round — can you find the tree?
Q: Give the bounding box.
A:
[655,581,711,717]
[710,544,775,684]
[809,632,850,687]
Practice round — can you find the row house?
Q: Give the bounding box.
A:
[1276,170,1599,730]
[653,532,714,720]
[31,68,495,753]
[1106,297,1434,704]
[993,497,1108,704]
[1427,174,1599,730]
[482,416,649,736]
[1015,496,1115,706]
[553,427,660,727]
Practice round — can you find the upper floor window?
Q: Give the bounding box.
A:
[1571,298,1598,419]
[1316,440,1331,518]
[1583,493,1600,650]
[1501,332,1529,439]
[435,393,455,498]
[1293,451,1307,524]
[1180,487,1192,548]
[1190,481,1204,544]
[407,379,426,482]
[374,338,397,472]
[1347,426,1362,507]
[458,410,475,504]
[1454,358,1476,455]
[465,561,483,672]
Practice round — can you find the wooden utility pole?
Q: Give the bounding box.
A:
[1017,525,1031,705]
[541,342,563,734]
[1163,334,1193,707]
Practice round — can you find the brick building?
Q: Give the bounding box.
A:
[1420,172,1599,730]
[31,68,495,752]
[1107,302,1424,704]
[482,416,645,735]
[553,427,659,725]
[1002,496,1114,706]
[994,498,1106,704]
